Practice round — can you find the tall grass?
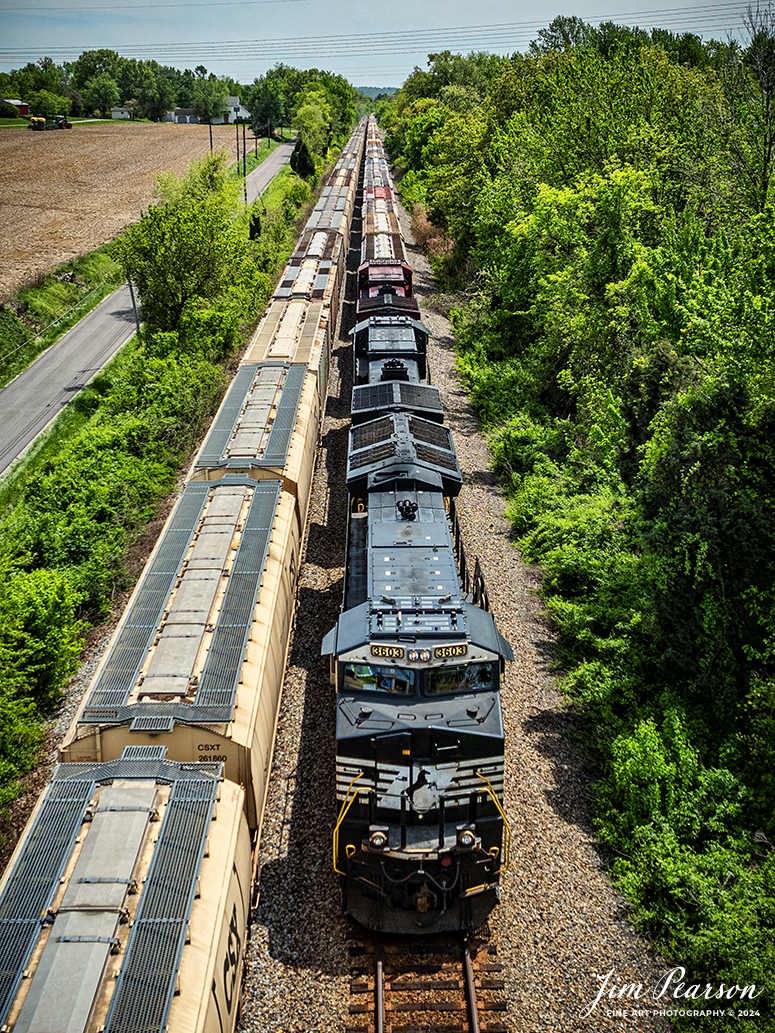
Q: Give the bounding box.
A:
[0,247,123,389]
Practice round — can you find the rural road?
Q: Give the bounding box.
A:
[246,138,295,205]
[0,140,296,477]
[0,284,136,475]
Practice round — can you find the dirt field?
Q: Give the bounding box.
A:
[0,121,246,302]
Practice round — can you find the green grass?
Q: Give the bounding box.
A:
[0,246,123,390]
[0,342,136,522]
[260,163,298,206]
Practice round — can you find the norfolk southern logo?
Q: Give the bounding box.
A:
[581,967,765,1019]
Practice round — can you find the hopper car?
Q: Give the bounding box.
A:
[0,748,251,1033]
[0,119,367,1033]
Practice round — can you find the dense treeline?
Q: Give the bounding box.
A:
[0,50,359,151]
[381,14,775,1030]
[0,51,245,121]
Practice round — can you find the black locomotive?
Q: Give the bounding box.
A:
[323,116,512,935]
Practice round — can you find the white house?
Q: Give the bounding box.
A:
[211,97,251,125]
[160,98,250,125]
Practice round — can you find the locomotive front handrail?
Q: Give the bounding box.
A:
[475,771,512,872]
[333,771,365,874]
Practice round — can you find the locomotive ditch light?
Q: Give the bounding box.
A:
[367,825,390,851]
[456,824,477,851]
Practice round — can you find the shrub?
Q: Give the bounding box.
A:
[0,569,85,711]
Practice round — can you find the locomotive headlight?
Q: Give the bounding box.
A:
[408,649,431,662]
[368,827,389,851]
[456,826,477,851]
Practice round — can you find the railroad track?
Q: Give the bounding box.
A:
[346,928,507,1033]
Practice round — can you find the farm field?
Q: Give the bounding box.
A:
[0,121,244,301]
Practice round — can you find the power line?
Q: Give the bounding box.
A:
[0,0,749,12]
[0,4,747,81]
[8,0,311,8]
[0,6,747,61]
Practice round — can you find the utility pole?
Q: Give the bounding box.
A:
[242,121,248,204]
[127,275,142,347]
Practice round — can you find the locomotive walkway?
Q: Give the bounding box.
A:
[0,138,296,476]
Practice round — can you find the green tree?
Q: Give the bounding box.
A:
[293,86,330,162]
[720,5,775,212]
[192,76,229,124]
[28,89,71,118]
[70,48,121,91]
[82,71,120,116]
[114,152,261,333]
[34,56,65,93]
[177,67,197,107]
[530,15,594,54]
[247,64,356,144]
[137,68,175,121]
[117,58,146,105]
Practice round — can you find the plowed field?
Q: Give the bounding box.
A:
[0,121,245,302]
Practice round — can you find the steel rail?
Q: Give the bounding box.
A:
[463,933,481,1033]
[375,938,385,1033]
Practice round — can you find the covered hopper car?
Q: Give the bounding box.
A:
[0,119,368,1033]
[0,748,251,1033]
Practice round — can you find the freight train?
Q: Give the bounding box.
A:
[0,122,366,1033]
[323,116,513,935]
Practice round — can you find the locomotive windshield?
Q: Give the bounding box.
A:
[422,662,496,695]
[343,663,414,694]
[340,660,497,696]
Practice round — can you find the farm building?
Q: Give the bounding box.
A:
[2,99,30,116]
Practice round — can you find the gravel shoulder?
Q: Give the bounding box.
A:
[401,213,672,1031]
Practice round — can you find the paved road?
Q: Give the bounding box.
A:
[0,142,296,477]
[0,284,137,475]
[246,138,295,205]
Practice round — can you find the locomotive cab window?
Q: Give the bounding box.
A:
[342,663,414,694]
[422,661,497,696]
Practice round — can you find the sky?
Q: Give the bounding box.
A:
[0,0,751,89]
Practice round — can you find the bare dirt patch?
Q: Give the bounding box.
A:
[0,121,244,302]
